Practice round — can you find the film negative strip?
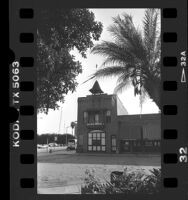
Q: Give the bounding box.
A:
[9,0,187,199]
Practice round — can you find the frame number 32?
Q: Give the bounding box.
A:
[179,147,188,163]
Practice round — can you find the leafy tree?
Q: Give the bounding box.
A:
[37,133,75,145]
[88,9,161,109]
[37,9,103,113]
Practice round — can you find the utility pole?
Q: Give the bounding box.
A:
[63,122,67,146]
[58,107,63,134]
[66,126,71,145]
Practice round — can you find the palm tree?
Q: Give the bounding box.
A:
[89,9,161,110]
[70,121,76,135]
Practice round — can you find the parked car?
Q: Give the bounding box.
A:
[37,144,43,149]
[37,144,48,149]
[48,143,58,147]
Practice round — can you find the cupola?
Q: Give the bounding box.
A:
[89,80,104,95]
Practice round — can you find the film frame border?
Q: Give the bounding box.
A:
[9,0,188,199]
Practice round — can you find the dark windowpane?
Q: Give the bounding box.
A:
[93,140,101,146]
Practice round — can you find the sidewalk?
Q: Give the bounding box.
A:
[38,184,81,194]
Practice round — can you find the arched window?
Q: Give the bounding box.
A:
[83,112,88,123]
[95,113,99,123]
[88,130,106,152]
[106,110,111,123]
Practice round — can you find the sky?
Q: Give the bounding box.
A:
[37,9,160,135]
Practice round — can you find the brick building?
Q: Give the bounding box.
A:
[76,81,160,153]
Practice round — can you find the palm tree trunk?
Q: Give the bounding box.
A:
[144,78,161,110]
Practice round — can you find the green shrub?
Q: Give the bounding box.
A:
[81,168,161,194]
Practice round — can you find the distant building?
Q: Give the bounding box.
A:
[76,81,160,153]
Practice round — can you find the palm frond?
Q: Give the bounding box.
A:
[114,71,133,94]
[153,33,161,68]
[143,9,160,63]
[94,66,126,78]
[91,41,136,66]
[82,74,96,84]
[82,66,125,84]
[108,14,147,62]
[114,78,131,94]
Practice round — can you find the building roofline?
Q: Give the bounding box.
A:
[118,113,160,116]
[118,113,160,121]
[78,94,116,101]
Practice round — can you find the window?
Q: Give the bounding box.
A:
[88,113,94,124]
[102,146,106,151]
[88,146,92,151]
[84,112,88,123]
[111,135,116,152]
[133,140,141,147]
[95,114,99,123]
[106,110,111,123]
[101,138,105,145]
[144,141,153,146]
[93,140,101,146]
[88,131,106,152]
[87,111,104,125]
[154,140,160,147]
[88,138,92,145]
[106,110,111,116]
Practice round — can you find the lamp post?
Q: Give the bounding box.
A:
[65,126,71,146]
[58,107,63,134]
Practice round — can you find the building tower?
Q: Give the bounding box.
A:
[76,79,126,153]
